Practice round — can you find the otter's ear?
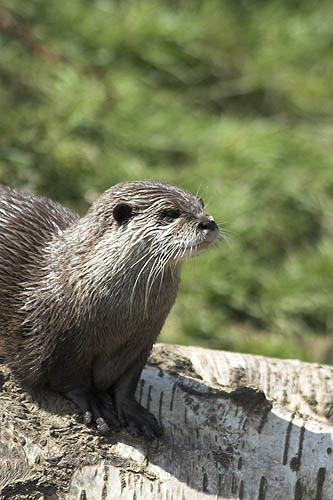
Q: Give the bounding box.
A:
[113,202,133,226]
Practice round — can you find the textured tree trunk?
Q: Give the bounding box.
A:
[0,343,332,500]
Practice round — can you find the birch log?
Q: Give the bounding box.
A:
[0,343,332,500]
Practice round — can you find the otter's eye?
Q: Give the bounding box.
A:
[161,209,180,221]
[113,202,133,226]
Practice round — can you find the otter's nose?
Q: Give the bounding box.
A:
[198,218,219,242]
[198,219,217,231]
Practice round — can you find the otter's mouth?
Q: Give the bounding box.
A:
[167,219,219,261]
[184,229,219,257]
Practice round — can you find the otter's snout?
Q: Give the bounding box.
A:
[197,217,219,243]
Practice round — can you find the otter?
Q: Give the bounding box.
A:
[0,180,219,437]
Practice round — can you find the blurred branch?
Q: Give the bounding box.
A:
[0,6,66,62]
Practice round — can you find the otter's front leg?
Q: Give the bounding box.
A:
[47,357,120,434]
[112,356,161,439]
[93,346,161,438]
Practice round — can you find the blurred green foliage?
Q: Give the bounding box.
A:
[1,0,333,362]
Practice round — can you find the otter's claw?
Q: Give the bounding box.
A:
[66,389,120,434]
[96,417,111,435]
[83,410,93,425]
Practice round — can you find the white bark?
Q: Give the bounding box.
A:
[0,343,332,499]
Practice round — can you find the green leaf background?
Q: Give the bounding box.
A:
[1,0,333,362]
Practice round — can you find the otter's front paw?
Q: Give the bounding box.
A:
[66,388,120,434]
[115,397,162,439]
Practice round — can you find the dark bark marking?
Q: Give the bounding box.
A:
[257,476,267,500]
[239,480,244,500]
[257,406,271,434]
[102,465,109,500]
[170,383,176,412]
[293,479,303,500]
[218,472,222,493]
[158,391,163,423]
[315,468,326,500]
[202,472,208,493]
[283,413,295,465]
[231,473,237,494]
[146,384,152,411]
[290,426,305,472]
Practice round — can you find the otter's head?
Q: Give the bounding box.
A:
[90,180,219,266]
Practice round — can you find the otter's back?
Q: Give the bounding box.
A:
[0,185,79,334]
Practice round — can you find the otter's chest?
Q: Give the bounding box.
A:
[96,270,180,349]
